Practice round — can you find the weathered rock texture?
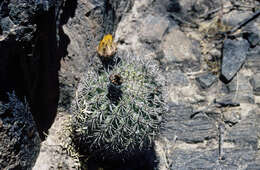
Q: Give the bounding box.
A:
[221,38,250,82]
[0,92,40,169]
[0,0,72,169]
[0,0,260,169]
[0,0,63,140]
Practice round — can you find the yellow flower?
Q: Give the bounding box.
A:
[97,34,117,58]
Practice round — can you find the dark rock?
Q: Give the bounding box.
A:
[167,0,221,19]
[247,32,260,47]
[250,73,260,95]
[35,0,56,11]
[245,31,260,47]
[162,106,217,143]
[202,111,221,120]
[166,0,181,13]
[196,73,217,89]
[0,1,37,97]
[221,38,250,82]
[0,92,40,170]
[170,149,219,170]
[221,74,255,104]
[222,148,258,169]
[170,148,259,170]
[192,0,221,17]
[0,17,14,32]
[1,0,258,169]
[245,46,260,72]
[246,163,260,170]
[0,0,78,140]
[225,110,259,150]
[214,96,240,107]
[242,21,260,47]
[8,1,37,26]
[110,0,134,24]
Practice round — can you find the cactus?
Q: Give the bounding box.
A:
[64,56,166,161]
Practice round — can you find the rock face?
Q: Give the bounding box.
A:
[221,38,250,83]
[0,0,62,139]
[251,73,260,96]
[0,0,72,169]
[196,73,217,89]
[0,92,40,170]
[1,0,260,169]
[161,27,200,63]
[0,0,37,99]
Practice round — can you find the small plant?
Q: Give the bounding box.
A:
[64,56,166,161]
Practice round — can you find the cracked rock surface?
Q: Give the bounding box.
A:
[0,0,259,169]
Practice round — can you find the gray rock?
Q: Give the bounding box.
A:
[170,149,219,170]
[247,32,260,47]
[2,0,257,169]
[214,95,240,107]
[170,147,259,170]
[222,10,252,27]
[0,17,14,32]
[35,0,56,11]
[222,148,259,169]
[110,0,134,24]
[169,147,260,170]
[196,73,217,89]
[161,27,200,63]
[225,110,259,150]
[209,48,221,58]
[221,38,250,82]
[163,106,217,143]
[250,73,260,96]
[167,71,189,86]
[221,74,255,104]
[246,164,260,170]
[246,29,260,47]
[160,26,201,72]
[223,111,241,125]
[243,21,260,46]
[140,14,170,42]
[167,0,221,19]
[245,46,260,72]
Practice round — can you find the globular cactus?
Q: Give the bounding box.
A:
[65,56,166,161]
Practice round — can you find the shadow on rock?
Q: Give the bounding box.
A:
[32,0,78,140]
[0,92,41,170]
[0,0,78,140]
[81,148,158,170]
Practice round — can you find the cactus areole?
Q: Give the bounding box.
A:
[67,57,166,161]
